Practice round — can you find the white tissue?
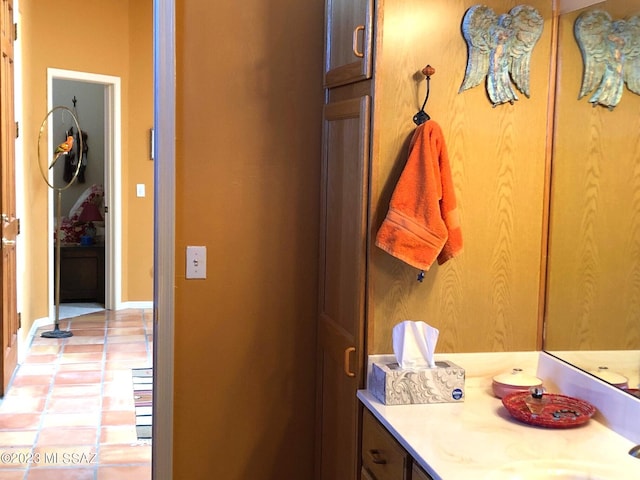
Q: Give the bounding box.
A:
[392,320,439,369]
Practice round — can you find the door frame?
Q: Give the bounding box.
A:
[153,0,175,478]
[45,68,122,312]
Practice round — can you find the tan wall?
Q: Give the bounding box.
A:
[19,0,153,340]
[173,0,324,478]
[126,0,154,299]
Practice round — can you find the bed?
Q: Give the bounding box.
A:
[56,183,105,245]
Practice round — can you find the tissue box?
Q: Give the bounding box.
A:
[370,360,465,405]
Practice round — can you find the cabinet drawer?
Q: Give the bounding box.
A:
[411,463,434,480]
[362,409,409,480]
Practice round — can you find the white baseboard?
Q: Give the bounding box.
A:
[19,316,51,364]
[120,301,153,309]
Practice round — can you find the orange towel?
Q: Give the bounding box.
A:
[375,120,462,271]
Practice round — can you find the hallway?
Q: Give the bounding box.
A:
[0,309,153,480]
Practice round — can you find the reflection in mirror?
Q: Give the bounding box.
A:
[543,0,640,398]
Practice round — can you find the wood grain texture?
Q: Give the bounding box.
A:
[322,99,369,341]
[545,3,640,351]
[324,0,373,87]
[368,0,553,354]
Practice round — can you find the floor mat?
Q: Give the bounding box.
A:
[132,367,153,440]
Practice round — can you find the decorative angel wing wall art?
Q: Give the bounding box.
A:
[459,4,544,107]
[574,10,640,109]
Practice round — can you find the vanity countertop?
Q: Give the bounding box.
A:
[359,352,640,479]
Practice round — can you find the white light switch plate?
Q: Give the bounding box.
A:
[136,184,146,197]
[186,246,206,279]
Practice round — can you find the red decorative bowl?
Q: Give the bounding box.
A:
[502,391,596,428]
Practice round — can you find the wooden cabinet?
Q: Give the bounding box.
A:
[324,0,373,88]
[361,467,376,480]
[58,245,105,303]
[316,94,371,480]
[316,2,375,479]
[361,408,435,480]
[411,464,434,480]
[361,408,410,480]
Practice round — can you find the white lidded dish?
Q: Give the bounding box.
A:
[492,368,543,399]
[588,366,629,389]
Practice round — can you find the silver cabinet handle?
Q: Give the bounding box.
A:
[2,238,16,246]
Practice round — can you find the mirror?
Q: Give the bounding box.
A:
[543,0,640,397]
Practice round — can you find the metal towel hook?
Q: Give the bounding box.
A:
[413,65,435,126]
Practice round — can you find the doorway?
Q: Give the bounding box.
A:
[0,2,161,475]
[45,69,122,317]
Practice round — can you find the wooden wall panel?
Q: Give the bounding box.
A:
[545,2,640,350]
[368,0,554,354]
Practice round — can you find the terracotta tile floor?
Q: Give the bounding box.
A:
[0,309,153,480]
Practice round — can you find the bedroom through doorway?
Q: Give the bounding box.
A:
[46,69,123,318]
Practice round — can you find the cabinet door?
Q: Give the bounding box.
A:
[324,0,373,88]
[316,95,371,480]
